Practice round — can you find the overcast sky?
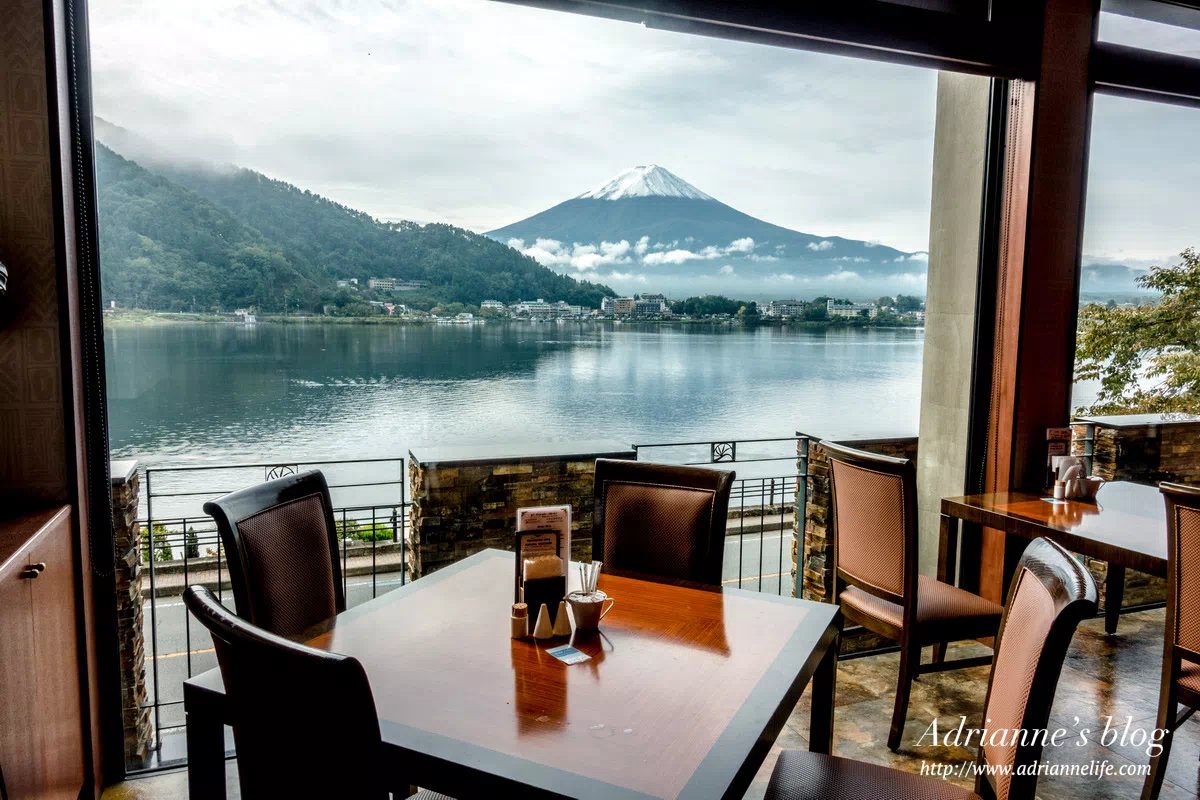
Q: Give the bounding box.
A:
[90,0,1197,263]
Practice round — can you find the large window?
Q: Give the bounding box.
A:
[1074,92,1200,413]
[91,0,941,769]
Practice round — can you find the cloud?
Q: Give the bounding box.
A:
[893,252,929,262]
[807,240,835,252]
[514,237,633,270]
[718,264,735,275]
[644,248,706,266]
[633,235,650,256]
[747,254,779,262]
[607,271,647,283]
[641,238,757,265]
[827,270,861,282]
[768,273,797,281]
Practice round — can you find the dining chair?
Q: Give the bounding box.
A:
[822,440,1004,750]
[1142,481,1200,800]
[592,458,734,587]
[766,536,1098,800]
[184,586,449,800]
[203,469,345,637]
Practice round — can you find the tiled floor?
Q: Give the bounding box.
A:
[105,609,1199,800]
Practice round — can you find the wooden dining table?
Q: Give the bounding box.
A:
[939,480,1167,634]
[183,549,841,800]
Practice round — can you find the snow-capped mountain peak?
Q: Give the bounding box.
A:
[577,164,716,202]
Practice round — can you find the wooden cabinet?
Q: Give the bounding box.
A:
[0,507,85,800]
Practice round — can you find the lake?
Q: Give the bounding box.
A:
[105,321,925,475]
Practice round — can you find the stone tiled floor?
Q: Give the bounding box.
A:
[104,609,1199,800]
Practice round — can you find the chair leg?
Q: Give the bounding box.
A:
[888,636,919,751]
[1141,690,1176,800]
[932,641,947,665]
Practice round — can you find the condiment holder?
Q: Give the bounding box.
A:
[1064,476,1104,502]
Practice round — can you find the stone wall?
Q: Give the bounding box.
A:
[1074,421,1200,485]
[407,442,636,578]
[111,461,153,768]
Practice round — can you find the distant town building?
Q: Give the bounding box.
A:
[368,277,429,292]
[764,300,806,318]
[601,297,615,314]
[336,279,359,289]
[826,299,878,319]
[612,297,636,316]
[554,301,585,317]
[512,299,557,319]
[480,300,506,312]
[634,300,665,316]
[633,294,669,316]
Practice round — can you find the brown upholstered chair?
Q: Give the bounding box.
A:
[593,458,734,587]
[765,537,1098,800]
[1142,482,1200,800]
[823,441,1004,750]
[183,586,449,800]
[203,469,344,638]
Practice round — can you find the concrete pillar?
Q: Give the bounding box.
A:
[915,72,993,575]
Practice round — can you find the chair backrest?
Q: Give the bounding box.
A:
[592,458,734,587]
[976,537,1098,800]
[823,441,916,605]
[1163,482,1200,663]
[203,469,344,637]
[183,586,384,799]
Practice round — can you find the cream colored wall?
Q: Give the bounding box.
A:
[916,72,992,575]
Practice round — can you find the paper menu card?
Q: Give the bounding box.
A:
[516,504,571,566]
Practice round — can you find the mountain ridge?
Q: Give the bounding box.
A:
[95,136,615,312]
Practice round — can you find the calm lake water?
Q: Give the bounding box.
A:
[105,321,925,473]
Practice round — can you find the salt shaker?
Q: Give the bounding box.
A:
[511,602,529,639]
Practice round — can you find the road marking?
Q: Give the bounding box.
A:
[722,571,788,585]
[153,647,214,661]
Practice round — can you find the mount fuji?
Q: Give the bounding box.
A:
[487,165,928,298]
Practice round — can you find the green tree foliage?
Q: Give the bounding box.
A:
[141,523,173,563]
[95,144,614,312]
[1075,248,1199,414]
[894,294,924,312]
[669,295,748,316]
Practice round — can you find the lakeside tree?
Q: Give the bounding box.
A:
[670,295,747,316]
[1074,248,1199,414]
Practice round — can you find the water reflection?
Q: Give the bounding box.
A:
[105,321,925,468]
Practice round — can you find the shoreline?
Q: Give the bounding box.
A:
[101,309,924,330]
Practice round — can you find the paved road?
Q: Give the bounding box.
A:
[142,530,794,731]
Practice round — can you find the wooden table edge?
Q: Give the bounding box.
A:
[938,496,1167,578]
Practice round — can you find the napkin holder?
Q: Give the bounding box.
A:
[515,530,566,627]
